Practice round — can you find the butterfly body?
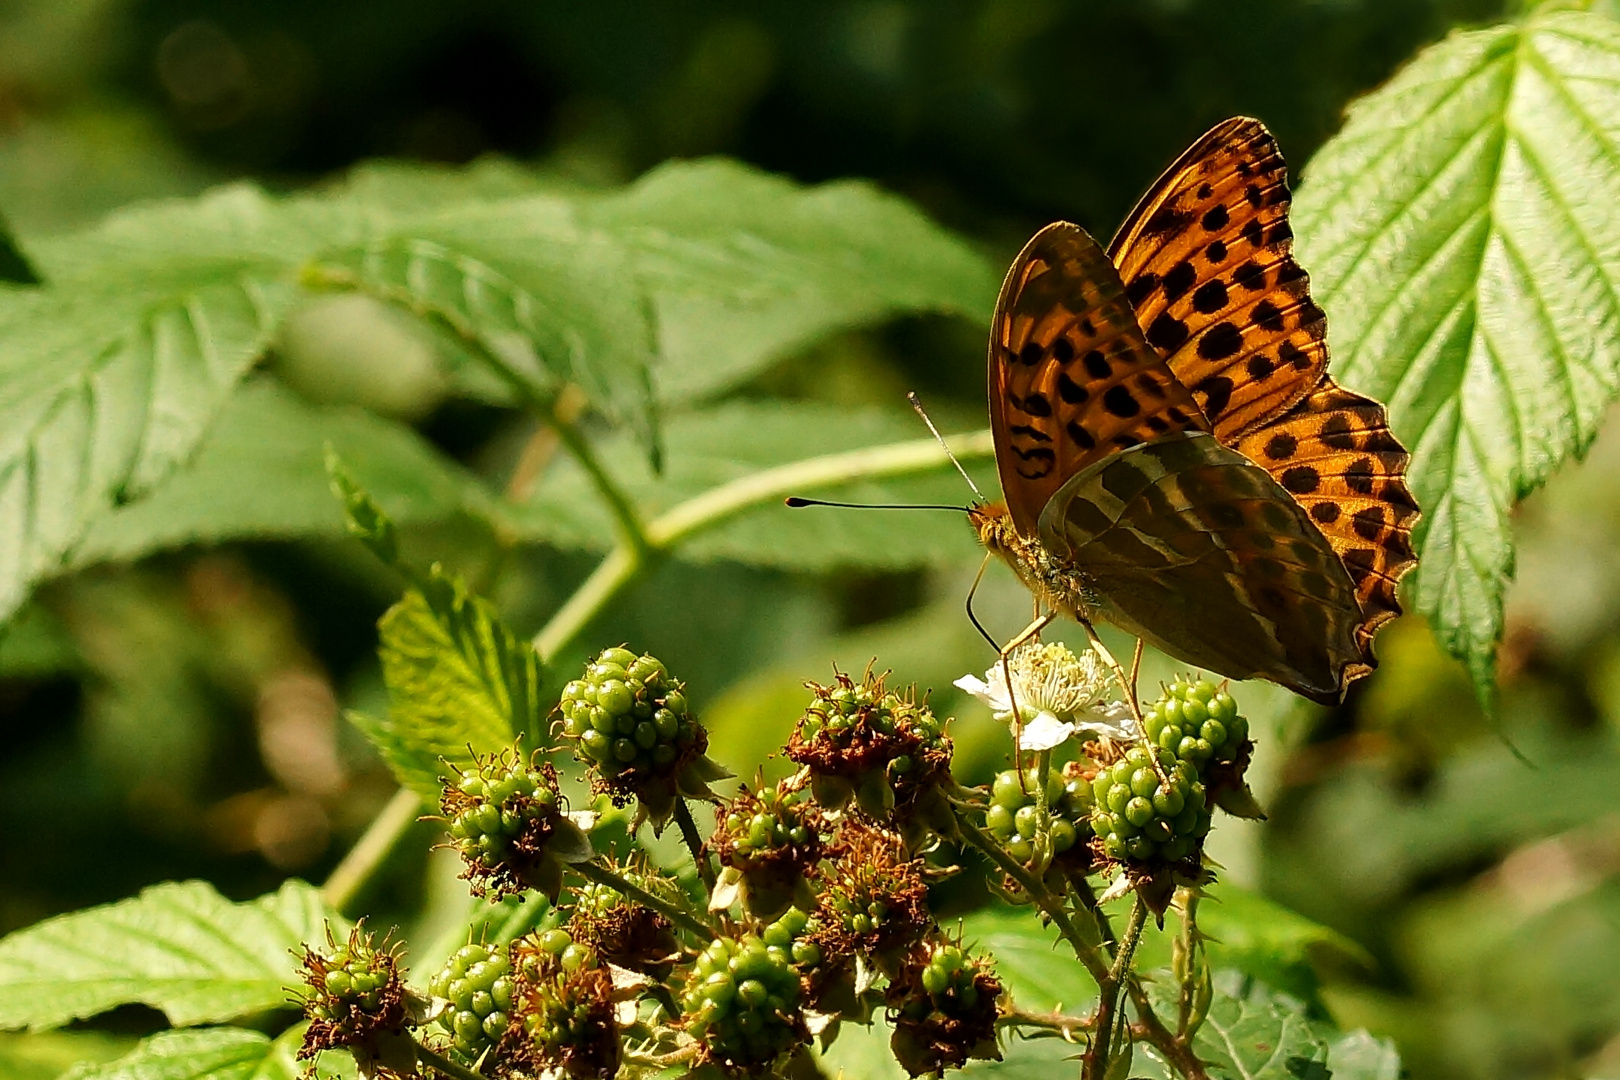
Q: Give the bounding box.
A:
[978,118,1418,705]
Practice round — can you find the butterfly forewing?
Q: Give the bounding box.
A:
[1037,432,1366,704]
[990,222,1209,537]
[1234,377,1419,659]
[1108,118,1328,440]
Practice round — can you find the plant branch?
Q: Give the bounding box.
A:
[673,799,716,891]
[1086,896,1147,1080]
[954,814,1110,986]
[571,858,716,939]
[323,787,423,914]
[999,1007,1096,1039]
[415,1039,493,1080]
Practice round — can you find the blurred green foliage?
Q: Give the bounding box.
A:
[5,1,1620,1078]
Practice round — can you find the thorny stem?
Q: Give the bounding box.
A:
[953,814,1110,987]
[1086,896,1148,1080]
[624,1043,703,1069]
[571,858,716,939]
[415,1040,493,1080]
[998,1008,1096,1039]
[673,799,716,891]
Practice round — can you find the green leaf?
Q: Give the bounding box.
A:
[61,1026,354,1080]
[67,379,490,569]
[1293,9,1620,702]
[0,1031,130,1080]
[957,907,1098,1014]
[1192,972,1330,1080]
[369,566,543,798]
[1324,1031,1403,1080]
[0,184,335,625]
[0,879,339,1032]
[310,196,661,464]
[515,400,996,570]
[582,158,1000,404]
[1190,888,1373,1002]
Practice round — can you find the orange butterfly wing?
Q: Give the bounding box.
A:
[989,222,1209,537]
[1108,117,1327,440]
[1233,378,1419,662]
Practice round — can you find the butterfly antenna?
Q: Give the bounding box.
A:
[908,392,986,502]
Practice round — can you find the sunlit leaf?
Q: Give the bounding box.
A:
[61,1026,353,1080]
[0,880,338,1031]
[1192,972,1330,1080]
[1294,9,1620,702]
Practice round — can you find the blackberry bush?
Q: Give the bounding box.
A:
[682,931,808,1074]
[568,873,679,977]
[558,646,730,829]
[1088,744,1209,868]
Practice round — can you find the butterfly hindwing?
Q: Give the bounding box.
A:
[990,222,1209,537]
[1234,377,1419,661]
[1108,117,1328,440]
[1037,432,1367,705]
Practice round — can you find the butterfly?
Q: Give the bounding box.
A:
[971,117,1418,706]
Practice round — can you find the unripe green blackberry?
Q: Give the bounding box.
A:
[711,780,825,919]
[426,942,514,1067]
[567,874,679,977]
[1142,679,1247,768]
[808,823,933,979]
[983,765,1093,866]
[513,964,620,1080]
[887,941,1002,1077]
[297,925,416,1069]
[440,748,592,901]
[682,932,807,1073]
[558,647,730,829]
[510,927,596,985]
[787,669,958,845]
[1088,743,1210,867]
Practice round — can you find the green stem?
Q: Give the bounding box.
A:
[1086,896,1148,1080]
[954,814,1110,986]
[415,1040,492,1080]
[322,788,423,914]
[998,1008,1096,1039]
[571,859,715,939]
[673,799,716,892]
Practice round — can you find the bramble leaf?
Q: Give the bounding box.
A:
[61,1026,354,1080]
[0,880,338,1032]
[1294,9,1620,703]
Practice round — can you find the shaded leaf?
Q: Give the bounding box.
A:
[583,158,999,404]
[1293,10,1620,701]
[515,401,996,570]
[0,1031,130,1080]
[957,907,1098,1014]
[69,379,491,569]
[0,880,338,1032]
[0,210,40,285]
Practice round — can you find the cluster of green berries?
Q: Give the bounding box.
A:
[298,927,407,1058]
[508,928,620,1080]
[514,928,596,980]
[983,766,1092,864]
[789,671,952,827]
[763,905,824,970]
[441,751,584,900]
[888,942,1002,1077]
[683,931,806,1072]
[810,824,932,974]
[1142,679,1248,767]
[568,876,678,976]
[426,942,513,1066]
[1089,744,1209,865]
[718,784,820,864]
[559,647,698,779]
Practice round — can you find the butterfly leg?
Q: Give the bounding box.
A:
[1080,621,1171,786]
[997,612,1057,788]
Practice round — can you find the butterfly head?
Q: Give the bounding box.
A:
[967,500,1019,556]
